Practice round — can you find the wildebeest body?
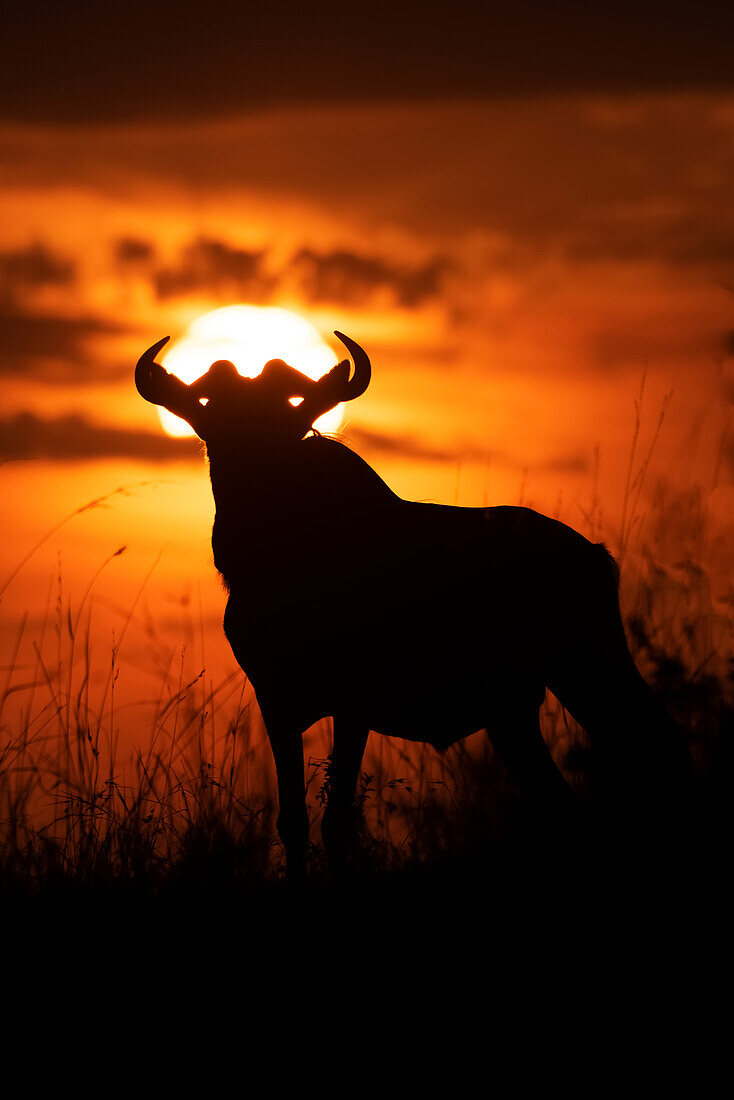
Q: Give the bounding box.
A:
[218,434,616,750]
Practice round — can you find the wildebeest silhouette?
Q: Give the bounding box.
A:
[136,333,688,879]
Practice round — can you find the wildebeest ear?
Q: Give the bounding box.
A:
[135,338,204,433]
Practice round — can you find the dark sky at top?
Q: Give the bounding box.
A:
[2,1,734,123]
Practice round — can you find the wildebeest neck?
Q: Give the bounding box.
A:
[207,434,398,592]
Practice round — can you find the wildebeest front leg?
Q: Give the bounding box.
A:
[322,716,369,876]
[267,724,309,882]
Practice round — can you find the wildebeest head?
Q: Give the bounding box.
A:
[135,331,371,447]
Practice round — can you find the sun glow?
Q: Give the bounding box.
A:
[157,305,345,437]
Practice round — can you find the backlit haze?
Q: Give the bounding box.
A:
[2,5,734,767]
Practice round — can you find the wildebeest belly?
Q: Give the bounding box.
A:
[224,579,535,750]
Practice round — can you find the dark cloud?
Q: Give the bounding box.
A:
[541,453,591,475]
[723,435,734,476]
[153,238,274,301]
[140,237,445,309]
[0,303,129,382]
[294,249,449,308]
[588,325,720,371]
[114,237,156,264]
[3,97,733,260]
[568,216,734,269]
[0,244,75,298]
[344,426,459,465]
[3,3,734,123]
[345,426,589,474]
[0,411,200,462]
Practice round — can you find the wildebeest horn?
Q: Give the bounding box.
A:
[135,336,204,433]
[333,332,371,401]
[135,336,175,405]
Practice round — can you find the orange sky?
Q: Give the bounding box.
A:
[2,81,734,765]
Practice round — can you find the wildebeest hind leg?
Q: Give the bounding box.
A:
[487,696,573,819]
[548,652,694,831]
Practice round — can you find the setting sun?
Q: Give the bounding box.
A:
[157,305,346,437]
